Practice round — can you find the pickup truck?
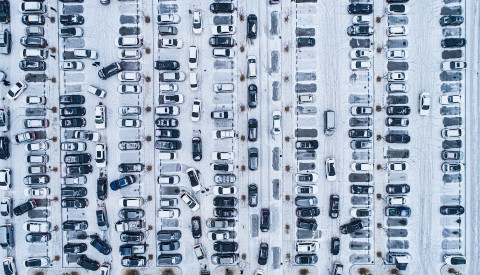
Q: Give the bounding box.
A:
[119,244,146,256]
[115,220,145,232]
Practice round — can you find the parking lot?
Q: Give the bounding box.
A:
[0,0,479,274]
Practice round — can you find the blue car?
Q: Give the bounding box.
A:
[110,175,135,191]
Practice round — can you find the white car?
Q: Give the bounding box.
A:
[180,192,200,211]
[247,56,257,78]
[159,152,177,160]
[387,50,408,59]
[24,119,48,129]
[212,152,234,160]
[158,209,180,218]
[160,84,178,93]
[157,14,181,24]
[119,197,144,207]
[272,111,281,134]
[95,105,106,129]
[441,128,462,138]
[24,187,50,197]
[296,242,317,253]
[387,72,408,81]
[118,106,141,115]
[192,11,202,34]
[387,196,409,206]
[211,111,233,119]
[387,26,409,36]
[295,185,318,195]
[21,49,48,59]
[191,99,201,121]
[387,162,408,171]
[95,143,107,168]
[212,25,236,35]
[352,15,371,24]
[213,186,237,195]
[26,96,46,105]
[351,61,371,70]
[25,154,48,163]
[208,231,233,241]
[190,72,198,90]
[213,48,235,58]
[0,170,10,190]
[351,163,373,172]
[156,106,180,116]
[213,129,235,139]
[213,83,234,93]
[441,61,466,71]
[325,158,336,181]
[157,175,180,184]
[73,49,98,59]
[23,221,50,232]
[7,81,27,100]
[61,61,84,71]
[387,83,408,93]
[118,49,141,60]
[295,173,318,183]
[118,84,142,94]
[419,92,431,116]
[159,72,186,82]
[440,95,461,105]
[350,49,373,59]
[87,85,106,98]
[350,208,373,218]
[118,72,141,82]
[189,46,198,69]
[61,176,87,185]
[117,119,141,128]
[26,142,49,152]
[298,94,315,104]
[159,39,183,49]
[116,36,142,48]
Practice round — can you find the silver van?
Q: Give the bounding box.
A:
[324,110,335,135]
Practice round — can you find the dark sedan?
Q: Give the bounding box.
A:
[386,184,410,194]
[295,254,318,265]
[385,134,410,143]
[440,205,464,215]
[76,256,99,271]
[213,197,237,207]
[13,199,37,216]
[62,198,88,209]
[98,62,122,80]
[348,4,373,14]
[19,60,46,71]
[155,60,179,70]
[296,207,320,218]
[386,106,411,115]
[20,36,47,48]
[214,241,238,252]
[90,235,112,255]
[191,216,202,239]
[340,219,363,234]
[61,118,86,128]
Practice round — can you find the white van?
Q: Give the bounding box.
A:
[247,56,257,78]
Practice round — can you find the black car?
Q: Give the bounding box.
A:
[90,235,112,255]
[340,219,363,234]
[25,233,51,243]
[295,140,319,150]
[329,195,339,218]
[121,232,145,242]
[209,36,235,47]
[296,207,320,218]
[118,163,144,173]
[60,14,84,25]
[76,256,100,271]
[297,37,315,47]
[19,60,46,71]
[214,242,238,253]
[248,184,258,207]
[248,119,258,142]
[191,216,202,239]
[297,219,317,230]
[119,209,144,220]
[155,140,182,150]
[440,205,464,215]
[192,137,202,161]
[59,95,85,105]
[348,4,373,14]
[213,197,237,207]
[295,254,318,265]
[22,14,45,25]
[258,243,268,265]
[248,84,257,108]
[440,15,464,26]
[61,118,86,128]
[155,60,179,70]
[98,62,122,79]
[0,137,9,160]
[213,208,238,218]
[441,38,466,48]
[210,3,235,13]
[158,241,180,251]
[385,134,410,143]
[385,117,409,127]
[348,129,372,138]
[0,0,10,24]
[66,165,92,175]
[96,177,107,200]
[260,209,270,232]
[386,106,411,115]
[20,36,47,48]
[247,14,257,39]
[155,118,178,127]
[64,242,87,253]
[64,154,91,164]
[157,230,181,241]
[61,187,87,197]
[13,199,36,216]
[60,107,86,117]
[331,237,340,255]
[386,184,410,194]
[62,198,88,209]
[186,168,200,190]
[62,220,88,231]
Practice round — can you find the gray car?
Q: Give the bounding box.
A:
[158,241,180,251]
[157,254,182,265]
[248,148,258,171]
[295,196,318,207]
[157,230,181,241]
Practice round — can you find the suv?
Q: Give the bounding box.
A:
[340,219,363,234]
[98,62,122,79]
[247,14,257,39]
[260,209,270,232]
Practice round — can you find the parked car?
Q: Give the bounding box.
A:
[340,219,363,234]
